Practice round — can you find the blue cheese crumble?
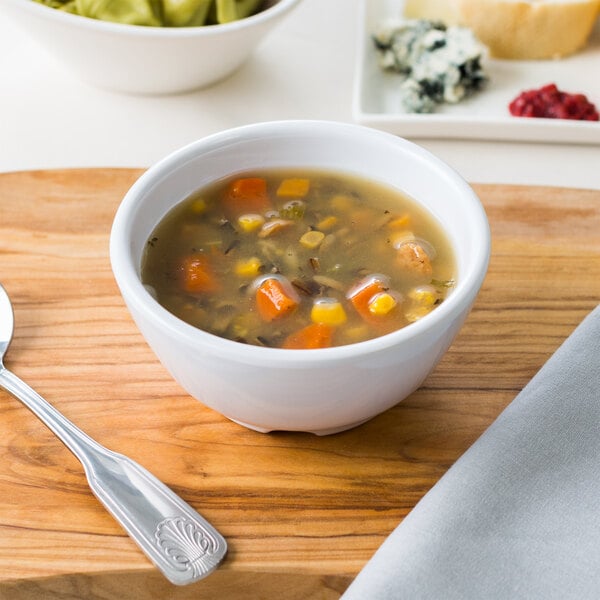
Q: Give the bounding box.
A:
[373,19,488,113]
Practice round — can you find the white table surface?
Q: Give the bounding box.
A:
[1,0,598,190]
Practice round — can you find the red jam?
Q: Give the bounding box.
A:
[509,83,599,121]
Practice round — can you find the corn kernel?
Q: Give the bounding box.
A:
[230,312,260,338]
[190,198,208,215]
[330,194,354,211]
[316,215,338,231]
[405,305,433,323]
[311,298,347,326]
[408,285,438,307]
[235,257,263,277]
[277,178,310,198]
[387,214,411,229]
[350,208,373,227]
[238,213,265,233]
[368,292,398,316]
[341,324,371,343]
[300,230,325,249]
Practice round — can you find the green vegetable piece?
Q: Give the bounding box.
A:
[75,0,163,26]
[34,0,78,11]
[162,0,212,26]
[279,201,306,220]
[431,278,456,289]
[34,0,264,26]
[213,0,263,23]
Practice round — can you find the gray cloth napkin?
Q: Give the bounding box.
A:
[342,304,600,600]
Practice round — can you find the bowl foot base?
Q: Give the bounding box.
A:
[228,417,372,436]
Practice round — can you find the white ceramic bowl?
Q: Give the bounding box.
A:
[1,0,301,95]
[110,120,490,434]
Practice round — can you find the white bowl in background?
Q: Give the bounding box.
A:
[1,0,302,95]
[110,120,490,434]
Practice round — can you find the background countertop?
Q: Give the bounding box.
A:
[1,0,599,190]
[1,169,598,598]
[1,1,599,595]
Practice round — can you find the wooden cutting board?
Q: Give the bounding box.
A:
[0,169,598,600]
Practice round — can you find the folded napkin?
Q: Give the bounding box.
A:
[342,304,600,600]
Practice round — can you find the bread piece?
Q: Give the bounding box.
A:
[403,0,600,59]
[460,0,600,59]
[403,0,462,25]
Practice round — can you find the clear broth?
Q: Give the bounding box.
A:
[141,168,456,348]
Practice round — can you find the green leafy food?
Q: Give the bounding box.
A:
[79,0,162,26]
[162,0,212,26]
[32,0,265,26]
[213,0,262,23]
[34,0,78,12]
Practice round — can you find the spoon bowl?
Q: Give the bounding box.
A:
[0,283,13,361]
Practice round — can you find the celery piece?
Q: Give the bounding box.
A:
[279,201,306,220]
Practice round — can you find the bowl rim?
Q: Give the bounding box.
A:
[110,120,491,366]
[4,0,302,37]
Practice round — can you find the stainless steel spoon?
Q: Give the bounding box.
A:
[0,284,226,586]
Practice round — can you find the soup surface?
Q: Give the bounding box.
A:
[141,169,456,349]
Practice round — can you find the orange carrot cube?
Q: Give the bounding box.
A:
[255,277,299,322]
[180,254,220,294]
[222,177,271,218]
[282,323,333,349]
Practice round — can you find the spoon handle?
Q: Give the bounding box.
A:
[0,367,227,586]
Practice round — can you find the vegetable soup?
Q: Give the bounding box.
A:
[141,169,456,349]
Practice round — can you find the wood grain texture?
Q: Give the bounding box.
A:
[0,169,598,599]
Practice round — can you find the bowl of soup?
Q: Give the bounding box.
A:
[110,120,490,434]
[1,0,302,94]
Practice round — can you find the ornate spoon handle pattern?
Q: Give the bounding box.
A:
[0,367,227,585]
[0,284,226,585]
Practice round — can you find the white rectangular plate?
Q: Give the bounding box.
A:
[353,0,600,144]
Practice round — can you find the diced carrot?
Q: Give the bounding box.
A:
[222,177,271,218]
[180,254,220,294]
[230,177,267,199]
[255,277,299,322]
[348,276,403,335]
[282,323,333,350]
[276,178,310,198]
[348,277,387,320]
